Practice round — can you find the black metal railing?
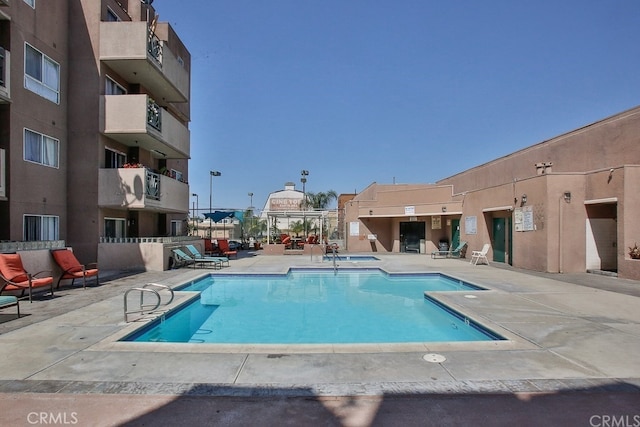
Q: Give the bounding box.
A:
[145,169,161,200]
[147,98,162,131]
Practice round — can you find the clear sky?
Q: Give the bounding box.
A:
[152,0,640,214]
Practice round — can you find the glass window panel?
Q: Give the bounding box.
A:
[24,129,41,163]
[25,45,41,80]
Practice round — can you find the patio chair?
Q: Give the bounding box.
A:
[217,239,238,258]
[184,244,230,267]
[51,248,99,289]
[171,248,221,269]
[470,243,490,265]
[431,241,467,259]
[0,253,54,303]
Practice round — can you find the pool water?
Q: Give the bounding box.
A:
[124,269,502,344]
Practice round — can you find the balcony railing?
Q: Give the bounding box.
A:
[101,95,189,159]
[147,98,161,131]
[99,21,189,103]
[99,168,189,213]
[145,169,161,200]
[147,31,163,65]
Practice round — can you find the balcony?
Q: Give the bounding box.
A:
[101,94,190,158]
[0,47,9,103]
[99,21,189,103]
[98,168,189,213]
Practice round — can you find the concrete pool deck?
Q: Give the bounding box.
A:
[0,252,639,426]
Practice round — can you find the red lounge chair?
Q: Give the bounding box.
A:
[51,249,99,289]
[0,253,54,303]
[217,239,238,258]
[281,235,292,249]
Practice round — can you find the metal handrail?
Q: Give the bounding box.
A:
[141,282,174,306]
[124,287,160,322]
[123,283,175,322]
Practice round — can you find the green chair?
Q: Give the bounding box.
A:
[431,241,467,259]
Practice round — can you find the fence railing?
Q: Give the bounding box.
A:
[99,236,195,244]
[0,240,66,252]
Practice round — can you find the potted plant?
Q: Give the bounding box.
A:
[629,243,640,259]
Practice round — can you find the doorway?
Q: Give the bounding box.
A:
[492,216,512,265]
[585,203,617,273]
[399,221,425,253]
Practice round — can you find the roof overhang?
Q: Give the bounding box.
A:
[482,205,513,213]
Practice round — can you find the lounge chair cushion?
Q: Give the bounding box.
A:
[0,254,30,283]
[52,250,83,272]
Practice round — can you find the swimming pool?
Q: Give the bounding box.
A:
[123,269,503,344]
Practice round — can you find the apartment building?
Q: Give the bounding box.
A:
[0,0,191,266]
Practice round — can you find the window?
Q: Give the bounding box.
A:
[106,7,120,22]
[24,215,59,241]
[23,0,35,8]
[24,43,60,103]
[105,148,126,168]
[0,148,5,198]
[106,76,126,95]
[24,128,59,168]
[171,220,183,236]
[105,218,126,238]
[171,169,183,181]
[0,47,5,88]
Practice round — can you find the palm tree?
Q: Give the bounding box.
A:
[305,190,337,210]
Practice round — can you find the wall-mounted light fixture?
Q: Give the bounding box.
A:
[441,206,447,212]
[369,210,373,216]
[563,191,571,203]
[521,194,527,205]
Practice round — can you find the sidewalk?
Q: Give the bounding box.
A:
[0,252,638,426]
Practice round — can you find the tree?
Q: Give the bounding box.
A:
[305,190,337,210]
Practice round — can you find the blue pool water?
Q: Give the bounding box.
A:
[124,269,502,344]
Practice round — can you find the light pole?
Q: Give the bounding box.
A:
[209,170,221,238]
[191,193,198,236]
[301,170,309,236]
[248,192,254,240]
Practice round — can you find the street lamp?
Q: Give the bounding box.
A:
[209,170,221,238]
[248,192,254,240]
[191,193,198,236]
[301,170,309,236]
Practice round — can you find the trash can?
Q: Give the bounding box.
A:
[439,241,449,252]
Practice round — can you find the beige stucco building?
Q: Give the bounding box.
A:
[0,0,192,268]
[345,106,640,280]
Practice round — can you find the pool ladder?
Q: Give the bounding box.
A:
[329,245,338,274]
[124,283,175,323]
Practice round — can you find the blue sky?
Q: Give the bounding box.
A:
[153,0,640,214]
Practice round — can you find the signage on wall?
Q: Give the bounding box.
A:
[514,207,534,232]
[404,206,415,215]
[432,215,442,230]
[465,216,477,235]
[349,221,360,236]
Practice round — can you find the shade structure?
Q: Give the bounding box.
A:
[204,211,235,223]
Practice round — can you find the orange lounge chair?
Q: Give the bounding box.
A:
[217,239,238,258]
[51,249,99,289]
[0,253,54,303]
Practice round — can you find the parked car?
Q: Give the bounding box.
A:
[228,240,243,251]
